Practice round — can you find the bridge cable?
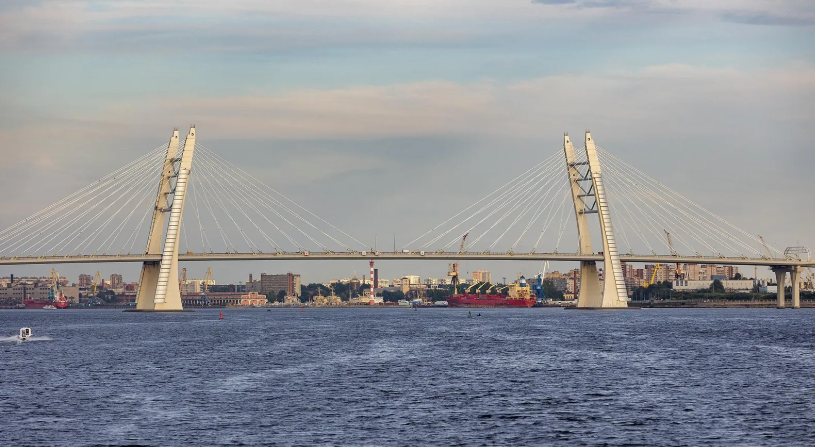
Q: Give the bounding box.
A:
[4,151,164,257]
[405,151,560,250]
[0,144,168,241]
[599,147,776,256]
[0,147,165,254]
[601,152,755,257]
[196,145,366,251]
[193,152,289,253]
[195,150,307,251]
[424,152,563,251]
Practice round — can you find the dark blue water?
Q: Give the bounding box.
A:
[1,308,814,446]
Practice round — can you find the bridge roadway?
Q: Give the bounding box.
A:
[0,252,812,267]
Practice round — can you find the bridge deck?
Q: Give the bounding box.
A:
[0,252,811,267]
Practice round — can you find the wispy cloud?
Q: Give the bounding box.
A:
[3,0,812,54]
[532,0,815,25]
[3,63,812,145]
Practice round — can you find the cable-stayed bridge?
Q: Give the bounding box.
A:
[0,127,810,310]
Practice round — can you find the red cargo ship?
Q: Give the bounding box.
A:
[447,261,536,308]
[23,269,69,309]
[447,293,536,308]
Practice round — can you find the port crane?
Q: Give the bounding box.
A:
[88,270,102,304]
[203,267,213,293]
[533,260,549,301]
[647,264,662,287]
[448,232,469,294]
[91,271,102,295]
[758,235,773,259]
[179,267,186,293]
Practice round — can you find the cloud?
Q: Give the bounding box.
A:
[92,65,815,141]
[531,0,815,25]
[3,0,811,54]
[2,63,813,145]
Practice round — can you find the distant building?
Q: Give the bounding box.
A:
[184,278,216,291]
[645,264,675,283]
[261,273,301,298]
[109,274,123,289]
[79,274,93,288]
[245,273,262,293]
[722,266,739,279]
[181,281,201,294]
[240,292,267,306]
[183,292,244,307]
[402,275,421,286]
[61,286,80,303]
[683,264,701,281]
[673,279,754,292]
[471,270,491,284]
[0,284,52,302]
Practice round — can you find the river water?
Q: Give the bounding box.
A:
[1,308,814,446]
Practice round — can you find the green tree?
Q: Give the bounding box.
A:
[711,279,725,293]
[381,290,405,303]
[733,273,743,280]
[96,289,117,304]
[541,280,564,300]
[277,290,286,302]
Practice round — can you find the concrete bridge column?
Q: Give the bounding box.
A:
[790,266,801,309]
[774,269,787,309]
[133,126,196,311]
[563,133,602,307]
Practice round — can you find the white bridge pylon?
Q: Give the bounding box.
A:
[564,131,628,308]
[135,126,196,311]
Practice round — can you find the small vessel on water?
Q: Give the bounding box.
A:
[18,327,32,341]
[43,305,57,310]
[434,301,449,307]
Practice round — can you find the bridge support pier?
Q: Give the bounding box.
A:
[563,131,628,308]
[790,266,801,309]
[771,266,802,309]
[134,126,196,311]
[774,269,786,309]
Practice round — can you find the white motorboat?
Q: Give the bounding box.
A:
[43,305,57,310]
[18,327,32,341]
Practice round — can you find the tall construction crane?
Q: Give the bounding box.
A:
[533,261,549,301]
[203,267,213,293]
[758,235,773,259]
[448,232,470,295]
[664,230,684,280]
[459,231,469,254]
[179,267,187,293]
[647,264,662,287]
[91,271,102,296]
[88,271,102,305]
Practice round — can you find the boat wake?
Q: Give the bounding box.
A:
[0,335,53,343]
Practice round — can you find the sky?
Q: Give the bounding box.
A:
[0,0,813,284]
